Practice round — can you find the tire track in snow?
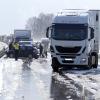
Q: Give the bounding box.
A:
[63,65,100,100]
[29,57,52,100]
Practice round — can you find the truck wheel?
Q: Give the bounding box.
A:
[86,55,92,69]
[52,58,60,72]
[92,54,98,68]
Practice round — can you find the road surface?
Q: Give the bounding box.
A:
[0,54,100,100]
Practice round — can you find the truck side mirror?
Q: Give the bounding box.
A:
[89,27,94,40]
[46,26,52,38]
[90,28,94,39]
[46,27,49,38]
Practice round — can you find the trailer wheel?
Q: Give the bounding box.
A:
[52,58,60,72]
[92,54,98,68]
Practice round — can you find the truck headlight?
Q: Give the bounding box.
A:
[65,58,73,61]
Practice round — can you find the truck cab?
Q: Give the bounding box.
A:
[46,9,100,72]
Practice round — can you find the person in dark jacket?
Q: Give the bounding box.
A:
[9,41,14,50]
[39,43,44,57]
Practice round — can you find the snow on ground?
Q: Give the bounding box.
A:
[0,53,52,100]
[52,72,82,100]
[0,58,23,100]
[29,53,52,100]
[1,52,100,100]
[49,58,100,100]
[60,60,100,100]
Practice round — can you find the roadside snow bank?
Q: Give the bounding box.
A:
[0,42,7,51]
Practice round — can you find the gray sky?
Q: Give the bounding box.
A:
[0,0,100,35]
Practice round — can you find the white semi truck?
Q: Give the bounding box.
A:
[46,9,100,72]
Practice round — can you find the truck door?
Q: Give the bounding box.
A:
[88,27,95,52]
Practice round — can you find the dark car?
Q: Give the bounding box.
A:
[7,41,39,59]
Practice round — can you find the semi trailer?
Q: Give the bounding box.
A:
[46,9,100,72]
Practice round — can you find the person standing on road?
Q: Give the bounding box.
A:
[13,41,20,61]
[39,43,44,57]
[9,41,13,50]
[41,38,49,58]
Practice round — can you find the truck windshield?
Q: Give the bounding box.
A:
[15,37,31,42]
[52,24,87,41]
[19,42,32,45]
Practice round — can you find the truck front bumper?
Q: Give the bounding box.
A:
[51,53,88,66]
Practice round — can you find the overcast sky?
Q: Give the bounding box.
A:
[0,0,100,35]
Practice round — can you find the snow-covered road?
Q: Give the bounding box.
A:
[0,54,100,100]
[0,55,52,100]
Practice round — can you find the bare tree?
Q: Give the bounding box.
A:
[25,13,53,41]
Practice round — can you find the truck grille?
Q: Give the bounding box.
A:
[61,56,76,58]
[55,46,81,53]
[62,60,74,63]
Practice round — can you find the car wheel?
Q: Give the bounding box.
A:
[28,54,33,59]
[9,54,14,58]
[34,55,39,59]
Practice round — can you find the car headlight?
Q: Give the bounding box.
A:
[81,58,86,62]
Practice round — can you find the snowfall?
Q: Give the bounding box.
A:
[0,42,100,100]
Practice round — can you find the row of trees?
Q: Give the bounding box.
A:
[0,34,13,44]
[25,13,54,41]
